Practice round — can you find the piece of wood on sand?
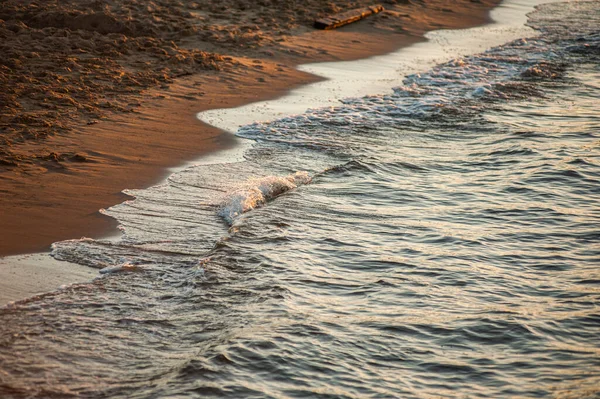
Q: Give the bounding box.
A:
[314,5,384,30]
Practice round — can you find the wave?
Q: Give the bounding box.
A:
[218,171,312,224]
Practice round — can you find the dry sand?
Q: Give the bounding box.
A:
[0,0,499,256]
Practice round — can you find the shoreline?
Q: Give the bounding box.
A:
[0,0,509,306]
[199,0,546,135]
[0,0,500,258]
[0,64,322,257]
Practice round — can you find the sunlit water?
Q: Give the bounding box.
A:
[2,2,600,398]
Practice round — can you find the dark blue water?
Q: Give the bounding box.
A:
[1,1,599,398]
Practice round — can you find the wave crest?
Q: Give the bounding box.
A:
[218,171,311,224]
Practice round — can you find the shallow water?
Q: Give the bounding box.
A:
[1,1,600,398]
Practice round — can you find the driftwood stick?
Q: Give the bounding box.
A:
[314,5,384,30]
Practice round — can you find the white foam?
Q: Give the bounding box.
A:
[218,171,311,224]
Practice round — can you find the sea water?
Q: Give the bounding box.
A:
[1,1,599,398]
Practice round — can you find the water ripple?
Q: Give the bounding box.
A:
[2,2,600,398]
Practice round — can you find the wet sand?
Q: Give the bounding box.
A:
[0,254,97,306]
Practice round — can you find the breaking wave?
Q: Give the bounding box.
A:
[218,171,312,224]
